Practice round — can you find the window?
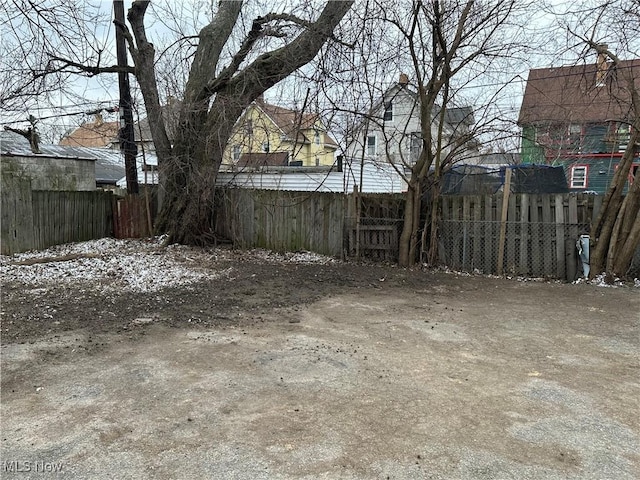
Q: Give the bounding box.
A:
[314,130,321,146]
[547,124,565,143]
[568,124,582,151]
[383,101,393,122]
[366,135,377,156]
[570,165,588,189]
[261,140,270,153]
[245,120,253,135]
[232,145,241,163]
[607,122,632,152]
[409,133,422,163]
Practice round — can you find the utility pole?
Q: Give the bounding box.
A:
[114,0,139,194]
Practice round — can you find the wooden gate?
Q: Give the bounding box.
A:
[113,195,153,239]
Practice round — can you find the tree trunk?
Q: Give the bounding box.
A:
[612,209,640,277]
[155,94,245,244]
[589,128,639,278]
[427,182,441,265]
[399,179,419,267]
[611,175,640,277]
[409,181,421,264]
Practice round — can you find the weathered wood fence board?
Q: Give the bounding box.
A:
[215,189,345,257]
[213,189,608,280]
[1,177,35,254]
[344,193,405,262]
[31,190,114,251]
[348,224,399,262]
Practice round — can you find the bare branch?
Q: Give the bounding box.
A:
[47,56,134,76]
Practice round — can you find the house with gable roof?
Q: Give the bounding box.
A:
[345,73,479,170]
[59,113,120,149]
[222,97,338,169]
[518,54,640,193]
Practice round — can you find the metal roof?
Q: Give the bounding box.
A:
[216,160,408,194]
[1,130,157,185]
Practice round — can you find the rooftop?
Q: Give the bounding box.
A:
[518,59,640,125]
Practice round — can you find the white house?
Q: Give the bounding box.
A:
[346,74,479,170]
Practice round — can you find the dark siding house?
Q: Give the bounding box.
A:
[518,55,640,194]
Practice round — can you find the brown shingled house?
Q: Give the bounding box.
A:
[518,55,640,193]
[59,114,119,148]
[60,99,180,153]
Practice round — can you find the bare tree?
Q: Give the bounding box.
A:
[139,1,355,243]
[560,1,640,279]
[589,51,640,279]
[2,0,353,245]
[342,1,528,267]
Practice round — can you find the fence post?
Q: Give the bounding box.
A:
[497,167,512,275]
[519,194,530,276]
[354,184,361,260]
[555,194,566,279]
[566,195,579,281]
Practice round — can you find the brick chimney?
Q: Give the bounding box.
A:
[596,44,609,87]
[398,73,409,86]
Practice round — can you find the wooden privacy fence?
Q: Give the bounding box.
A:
[1,188,114,254]
[3,184,607,282]
[439,193,602,280]
[215,188,345,257]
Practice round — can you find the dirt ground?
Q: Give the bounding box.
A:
[1,245,639,479]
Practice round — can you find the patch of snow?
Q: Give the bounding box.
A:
[1,237,229,293]
[1,238,338,293]
[592,274,625,288]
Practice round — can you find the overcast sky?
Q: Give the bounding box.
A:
[2,0,638,146]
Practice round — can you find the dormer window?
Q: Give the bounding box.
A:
[383,101,393,122]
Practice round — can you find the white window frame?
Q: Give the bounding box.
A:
[570,165,588,189]
[366,135,377,156]
[232,145,241,163]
